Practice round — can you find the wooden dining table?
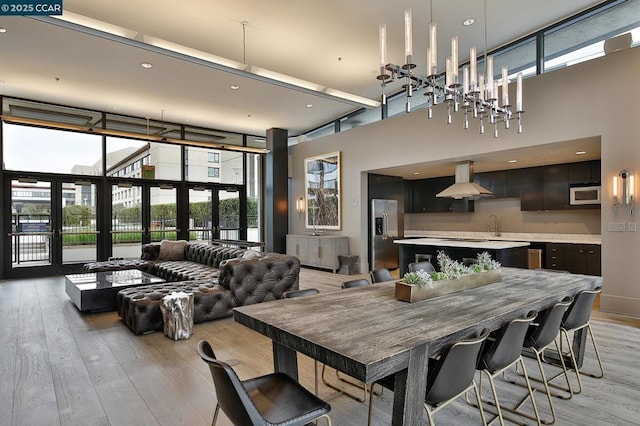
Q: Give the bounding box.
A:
[233,268,602,425]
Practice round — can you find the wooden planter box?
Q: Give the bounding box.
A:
[395,269,503,303]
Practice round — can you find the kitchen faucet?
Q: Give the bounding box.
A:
[488,215,500,237]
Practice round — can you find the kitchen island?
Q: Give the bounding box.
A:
[394,237,530,275]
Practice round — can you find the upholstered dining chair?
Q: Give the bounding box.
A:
[342,278,370,288]
[557,287,605,394]
[369,268,393,283]
[408,261,436,273]
[283,288,321,395]
[509,297,573,425]
[197,340,332,426]
[283,288,320,299]
[368,329,490,426]
[471,310,541,426]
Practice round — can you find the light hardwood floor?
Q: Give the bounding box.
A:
[1,268,639,425]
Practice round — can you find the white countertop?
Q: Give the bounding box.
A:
[404,231,601,245]
[394,237,530,250]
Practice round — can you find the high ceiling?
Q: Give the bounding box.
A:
[0,0,606,138]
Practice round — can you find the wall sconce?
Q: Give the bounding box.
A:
[613,169,634,215]
[295,197,305,216]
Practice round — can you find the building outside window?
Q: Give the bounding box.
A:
[208,167,220,178]
[208,152,220,163]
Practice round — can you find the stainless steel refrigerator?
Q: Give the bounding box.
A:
[371,199,400,270]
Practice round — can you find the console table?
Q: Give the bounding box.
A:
[286,234,348,273]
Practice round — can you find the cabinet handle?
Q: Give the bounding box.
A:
[578,250,584,254]
[318,246,322,258]
[296,244,299,255]
[588,250,595,254]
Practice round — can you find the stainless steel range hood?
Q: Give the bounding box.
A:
[436,161,493,199]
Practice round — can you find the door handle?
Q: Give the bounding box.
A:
[383,212,388,239]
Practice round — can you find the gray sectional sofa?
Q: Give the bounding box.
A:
[88,240,301,334]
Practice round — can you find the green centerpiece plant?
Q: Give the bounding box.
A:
[396,250,502,303]
[402,269,433,287]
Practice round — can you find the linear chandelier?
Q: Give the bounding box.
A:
[377,4,524,137]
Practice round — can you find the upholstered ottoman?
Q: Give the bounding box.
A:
[117,281,235,334]
[83,258,152,273]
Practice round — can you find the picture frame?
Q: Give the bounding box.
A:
[304,151,341,231]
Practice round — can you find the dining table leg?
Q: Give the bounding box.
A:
[391,343,429,426]
[272,341,299,381]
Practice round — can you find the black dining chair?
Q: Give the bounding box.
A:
[463,257,479,267]
[283,288,320,299]
[368,329,490,426]
[370,268,393,283]
[342,278,370,288]
[557,287,605,395]
[471,310,541,426]
[408,261,436,273]
[415,253,434,263]
[509,297,573,425]
[197,340,332,426]
[283,288,321,395]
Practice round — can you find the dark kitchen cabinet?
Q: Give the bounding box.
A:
[520,164,569,211]
[563,244,601,276]
[475,169,521,199]
[544,243,601,275]
[546,243,564,270]
[544,164,569,210]
[520,166,545,210]
[568,160,601,184]
[504,169,523,198]
[409,177,474,213]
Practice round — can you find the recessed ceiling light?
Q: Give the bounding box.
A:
[462,18,475,26]
[575,151,587,155]
[140,62,153,69]
[413,172,421,175]
[508,159,518,163]
[0,27,7,33]
[230,84,240,90]
[306,103,314,108]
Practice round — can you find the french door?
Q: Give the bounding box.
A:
[187,185,243,243]
[7,176,100,277]
[110,182,178,257]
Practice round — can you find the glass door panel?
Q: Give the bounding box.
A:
[61,181,98,264]
[10,179,53,268]
[188,187,212,243]
[150,186,177,242]
[111,183,143,258]
[218,189,239,240]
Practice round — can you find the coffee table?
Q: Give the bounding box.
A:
[65,270,165,312]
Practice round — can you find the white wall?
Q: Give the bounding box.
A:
[289,46,640,317]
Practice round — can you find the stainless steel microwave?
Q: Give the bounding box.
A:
[570,185,601,205]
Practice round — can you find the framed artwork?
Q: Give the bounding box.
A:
[304,151,341,231]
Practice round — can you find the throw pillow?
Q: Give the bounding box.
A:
[241,250,264,259]
[156,240,189,261]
